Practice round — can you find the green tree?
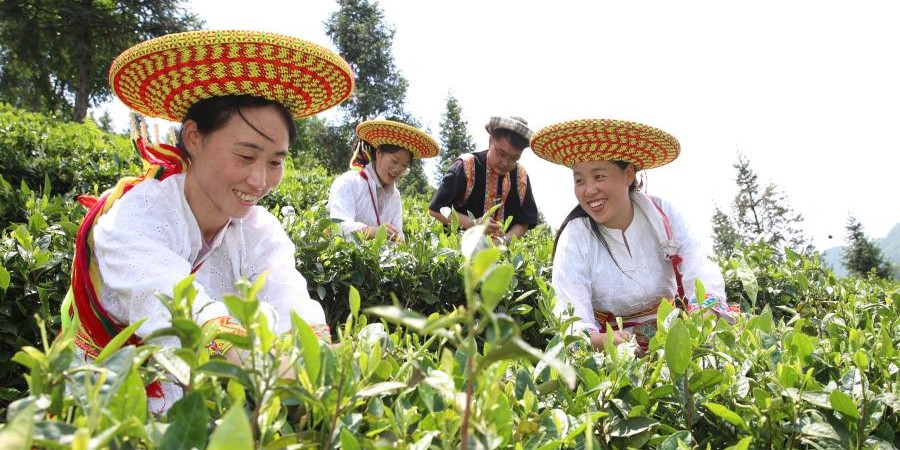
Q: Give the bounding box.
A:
[0,0,202,122]
[715,153,809,253]
[322,0,432,196]
[711,205,740,257]
[325,0,409,122]
[436,91,474,178]
[842,215,893,279]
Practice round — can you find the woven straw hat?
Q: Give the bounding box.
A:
[485,116,533,141]
[356,120,440,159]
[109,30,354,122]
[530,119,680,170]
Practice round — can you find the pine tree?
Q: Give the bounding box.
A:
[712,153,810,253]
[842,216,893,278]
[436,92,474,178]
[711,206,740,257]
[322,0,430,184]
[325,0,409,122]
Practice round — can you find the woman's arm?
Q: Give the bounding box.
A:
[661,198,734,322]
[551,220,601,334]
[92,184,229,345]
[240,210,328,335]
[327,172,371,237]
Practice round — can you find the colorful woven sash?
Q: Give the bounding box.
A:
[68,138,188,366]
[454,153,528,224]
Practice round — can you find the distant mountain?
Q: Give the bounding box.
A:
[821,223,900,278]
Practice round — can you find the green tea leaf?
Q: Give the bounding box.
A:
[688,369,725,392]
[724,436,752,450]
[349,285,361,319]
[206,403,253,450]
[480,264,514,309]
[829,390,859,420]
[0,265,9,290]
[340,428,360,450]
[355,381,406,398]
[0,403,35,450]
[108,368,147,425]
[290,312,322,382]
[704,402,749,431]
[197,360,254,390]
[657,430,692,450]
[665,321,691,377]
[93,319,146,365]
[736,259,758,304]
[656,300,675,331]
[160,391,208,450]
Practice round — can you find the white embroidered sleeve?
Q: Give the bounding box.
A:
[386,191,404,240]
[241,210,327,334]
[552,221,600,334]
[660,198,728,304]
[327,172,369,237]
[92,187,228,348]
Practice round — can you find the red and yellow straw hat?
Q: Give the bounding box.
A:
[109,30,354,122]
[355,120,440,159]
[530,119,680,170]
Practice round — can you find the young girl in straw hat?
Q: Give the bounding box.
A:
[327,119,439,242]
[66,30,354,411]
[530,119,736,353]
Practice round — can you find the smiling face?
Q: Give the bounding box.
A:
[182,105,289,238]
[486,135,524,174]
[374,147,412,187]
[573,160,636,230]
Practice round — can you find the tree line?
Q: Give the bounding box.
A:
[1,0,892,279]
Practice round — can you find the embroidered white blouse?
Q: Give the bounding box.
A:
[552,194,726,334]
[327,163,404,239]
[92,173,328,345]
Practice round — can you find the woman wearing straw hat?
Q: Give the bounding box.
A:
[530,119,736,352]
[327,120,439,242]
[65,30,354,411]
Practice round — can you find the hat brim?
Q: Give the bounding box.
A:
[109,30,354,122]
[485,116,533,141]
[356,120,440,159]
[530,119,680,170]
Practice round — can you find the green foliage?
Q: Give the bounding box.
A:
[325,0,409,122]
[436,92,475,178]
[843,215,894,279]
[0,0,202,121]
[1,108,899,449]
[713,153,810,256]
[0,104,140,222]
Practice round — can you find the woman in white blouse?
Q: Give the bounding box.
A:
[530,119,735,352]
[68,30,351,412]
[328,120,439,242]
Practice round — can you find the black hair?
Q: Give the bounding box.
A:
[176,95,298,155]
[374,143,413,162]
[490,128,530,151]
[552,161,641,272]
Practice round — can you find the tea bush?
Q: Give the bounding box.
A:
[1,107,898,448]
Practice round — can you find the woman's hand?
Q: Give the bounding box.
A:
[361,224,403,241]
[589,329,633,349]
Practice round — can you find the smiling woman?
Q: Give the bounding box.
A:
[327,119,439,242]
[531,119,738,353]
[65,29,353,413]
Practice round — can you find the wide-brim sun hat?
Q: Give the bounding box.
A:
[530,119,680,170]
[485,116,533,142]
[356,120,440,159]
[109,30,354,122]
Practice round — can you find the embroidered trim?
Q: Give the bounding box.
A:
[202,316,248,357]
